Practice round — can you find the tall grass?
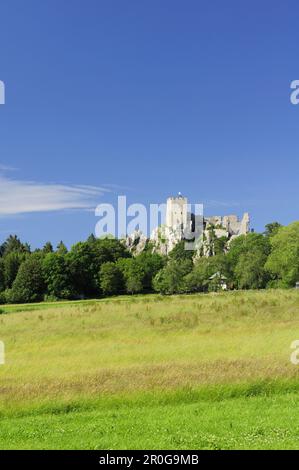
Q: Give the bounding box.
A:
[0,289,298,405]
[1,289,299,449]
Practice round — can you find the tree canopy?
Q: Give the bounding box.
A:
[0,220,298,304]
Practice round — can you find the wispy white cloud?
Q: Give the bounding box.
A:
[0,170,109,216]
[0,164,18,172]
[205,199,241,209]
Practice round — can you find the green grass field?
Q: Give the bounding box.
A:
[1,290,299,449]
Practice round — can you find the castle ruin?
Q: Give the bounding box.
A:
[125,193,250,257]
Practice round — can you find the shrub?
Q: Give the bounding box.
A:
[10,257,45,303]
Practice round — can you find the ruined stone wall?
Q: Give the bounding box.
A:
[205,213,250,237]
[125,195,250,257]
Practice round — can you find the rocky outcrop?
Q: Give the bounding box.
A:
[124,230,147,255]
[124,196,250,258]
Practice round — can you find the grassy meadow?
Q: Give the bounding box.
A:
[1,290,299,449]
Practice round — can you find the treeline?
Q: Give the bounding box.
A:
[0,221,298,304]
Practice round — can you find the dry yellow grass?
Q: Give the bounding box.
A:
[2,290,299,449]
[0,289,299,409]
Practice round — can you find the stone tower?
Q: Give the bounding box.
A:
[166,193,188,233]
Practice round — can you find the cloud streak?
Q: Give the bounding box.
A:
[0,172,109,216]
[205,199,241,209]
[0,164,17,172]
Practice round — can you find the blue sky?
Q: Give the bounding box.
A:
[0,0,298,248]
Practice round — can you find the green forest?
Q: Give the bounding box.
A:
[0,221,298,304]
